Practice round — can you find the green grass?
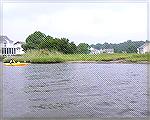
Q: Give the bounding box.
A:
[125,53,150,62]
[3,50,150,63]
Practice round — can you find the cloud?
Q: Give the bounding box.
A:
[2,3,147,44]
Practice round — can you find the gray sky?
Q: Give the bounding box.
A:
[2,2,147,45]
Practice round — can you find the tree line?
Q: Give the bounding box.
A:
[22,31,90,54]
[22,31,148,54]
[91,40,148,53]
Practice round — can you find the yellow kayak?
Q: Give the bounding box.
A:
[4,62,29,66]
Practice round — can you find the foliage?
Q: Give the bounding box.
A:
[91,40,145,53]
[68,42,78,54]
[22,31,46,51]
[22,31,90,54]
[3,51,150,63]
[126,45,138,53]
[3,49,63,63]
[0,55,3,61]
[77,43,91,54]
[22,31,148,54]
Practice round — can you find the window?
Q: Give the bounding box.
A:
[7,48,9,54]
[12,48,13,54]
[14,48,16,54]
[9,48,11,54]
[2,48,4,54]
[4,48,6,54]
[4,43,6,47]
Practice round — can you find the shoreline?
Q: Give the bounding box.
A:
[65,60,150,64]
[27,60,150,64]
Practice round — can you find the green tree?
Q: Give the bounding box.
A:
[39,36,77,54]
[68,42,77,54]
[23,31,46,51]
[126,45,138,53]
[39,35,54,50]
[102,42,110,49]
[57,38,70,54]
[91,40,145,53]
[77,43,90,54]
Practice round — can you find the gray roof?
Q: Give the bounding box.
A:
[0,36,14,43]
[138,44,145,49]
[14,41,25,45]
[138,42,150,49]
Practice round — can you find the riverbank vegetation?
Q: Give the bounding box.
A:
[2,31,150,63]
[3,50,150,63]
[21,31,148,54]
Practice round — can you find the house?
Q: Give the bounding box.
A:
[137,42,150,54]
[90,47,114,54]
[14,41,25,55]
[102,49,114,54]
[90,47,101,54]
[0,35,24,56]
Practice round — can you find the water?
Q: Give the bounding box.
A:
[2,63,150,118]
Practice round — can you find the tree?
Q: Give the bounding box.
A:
[57,38,70,54]
[68,42,77,54]
[24,31,46,51]
[39,35,54,50]
[38,35,78,54]
[126,45,138,53]
[102,42,110,49]
[91,43,102,50]
[77,43,90,54]
[91,40,145,53]
[22,31,74,54]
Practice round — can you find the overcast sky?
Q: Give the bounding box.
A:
[2,2,147,45]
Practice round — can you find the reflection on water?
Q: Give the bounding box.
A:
[3,63,149,118]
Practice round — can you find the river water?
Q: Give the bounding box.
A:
[2,63,150,119]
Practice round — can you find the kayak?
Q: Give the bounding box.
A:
[4,63,29,66]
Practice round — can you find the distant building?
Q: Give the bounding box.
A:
[122,51,127,53]
[90,47,101,54]
[102,49,114,54]
[0,35,24,56]
[90,47,114,54]
[137,42,150,54]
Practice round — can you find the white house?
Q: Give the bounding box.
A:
[102,49,114,54]
[90,47,114,54]
[137,42,150,54]
[0,35,24,56]
[14,41,25,54]
[90,47,101,54]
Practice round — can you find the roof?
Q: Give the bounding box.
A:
[103,48,114,50]
[90,47,99,50]
[0,36,13,43]
[138,42,150,49]
[14,41,25,45]
[103,48,114,51]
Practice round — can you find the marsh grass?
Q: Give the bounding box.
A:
[126,53,150,62]
[3,50,150,63]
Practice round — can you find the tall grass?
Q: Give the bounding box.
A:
[3,49,64,63]
[3,49,150,63]
[125,53,150,62]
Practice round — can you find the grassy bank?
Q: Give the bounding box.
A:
[3,50,150,63]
